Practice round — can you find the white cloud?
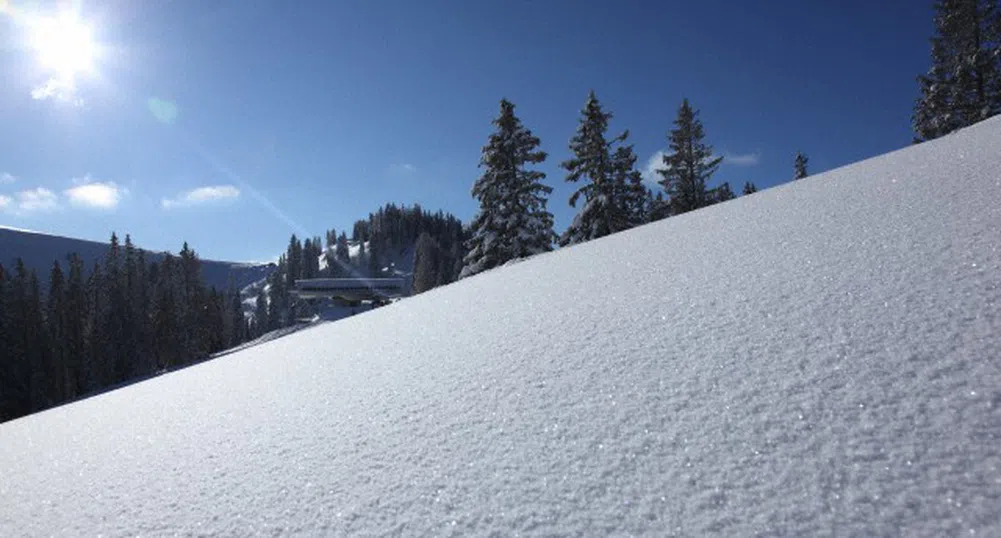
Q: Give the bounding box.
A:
[65,180,126,209]
[31,77,83,106]
[388,163,417,174]
[0,172,15,184]
[162,185,241,209]
[641,151,666,187]
[722,151,760,167]
[13,187,60,213]
[0,194,12,210]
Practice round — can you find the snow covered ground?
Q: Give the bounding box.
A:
[2,117,1000,536]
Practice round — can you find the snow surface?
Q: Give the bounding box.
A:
[2,118,1001,536]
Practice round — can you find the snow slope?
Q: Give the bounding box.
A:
[2,118,1001,536]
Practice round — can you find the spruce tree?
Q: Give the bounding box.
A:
[649,191,671,222]
[1,260,33,418]
[65,254,87,397]
[742,181,758,195]
[151,254,180,371]
[712,182,736,203]
[914,0,1001,142]
[611,144,650,228]
[26,270,50,411]
[794,152,809,180]
[254,289,269,336]
[656,98,723,215]
[335,232,350,272]
[461,98,555,278]
[560,91,631,245]
[104,233,128,384]
[412,232,440,294]
[47,261,69,404]
[229,289,246,348]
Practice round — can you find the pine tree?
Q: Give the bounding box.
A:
[560,91,632,245]
[65,254,87,397]
[612,144,650,228]
[286,235,302,286]
[229,289,246,348]
[412,232,441,294]
[794,152,809,180]
[335,232,350,272]
[178,242,207,361]
[0,263,9,419]
[712,182,736,203]
[914,0,1001,141]
[742,181,758,195]
[656,99,723,215]
[0,260,33,418]
[151,254,180,371]
[461,98,555,278]
[46,261,69,405]
[649,191,671,222]
[104,233,128,385]
[25,270,50,412]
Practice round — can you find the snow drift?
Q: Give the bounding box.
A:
[2,118,1000,536]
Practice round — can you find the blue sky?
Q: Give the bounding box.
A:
[0,0,933,262]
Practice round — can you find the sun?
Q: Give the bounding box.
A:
[29,11,97,78]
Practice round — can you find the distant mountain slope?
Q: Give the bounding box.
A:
[1,116,1000,535]
[0,226,273,291]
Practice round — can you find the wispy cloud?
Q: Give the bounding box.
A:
[0,195,12,210]
[721,151,760,167]
[65,179,126,209]
[162,185,241,209]
[0,172,15,184]
[388,163,417,175]
[31,78,84,106]
[7,187,61,213]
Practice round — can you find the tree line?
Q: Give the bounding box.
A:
[458,94,800,279]
[256,204,468,330]
[0,234,249,422]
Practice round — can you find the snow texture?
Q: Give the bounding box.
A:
[2,118,1001,536]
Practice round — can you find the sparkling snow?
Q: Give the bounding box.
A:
[1,118,1000,535]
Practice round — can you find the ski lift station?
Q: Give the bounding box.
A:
[292,278,406,306]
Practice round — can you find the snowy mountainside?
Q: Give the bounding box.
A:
[1,117,1000,535]
[0,226,274,291]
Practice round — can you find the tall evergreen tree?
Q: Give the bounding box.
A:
[254,289,269,336]
[649,191,671,222]
[286,235,302,286]
[794,152,809,180]
[461,98,555,278]
[611,144,650,228]
[64,254,87,397]
[914,0,1001,141]
[712,182,736,203]
[742,181,758,195]
[46,261,69,404]
[335,232,350,272]
[151,254,181,371]
[26,270,50,411]
[560,91,633,245]
[656,98,723,216]
[1,260,33,418]
[412,232,441,294]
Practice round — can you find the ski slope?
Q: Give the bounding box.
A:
[2,117,1000,536]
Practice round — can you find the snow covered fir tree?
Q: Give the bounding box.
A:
[460,99,556,278]
[913,0,1001,141]
[559,91,647,246]
[656,98,724,216]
